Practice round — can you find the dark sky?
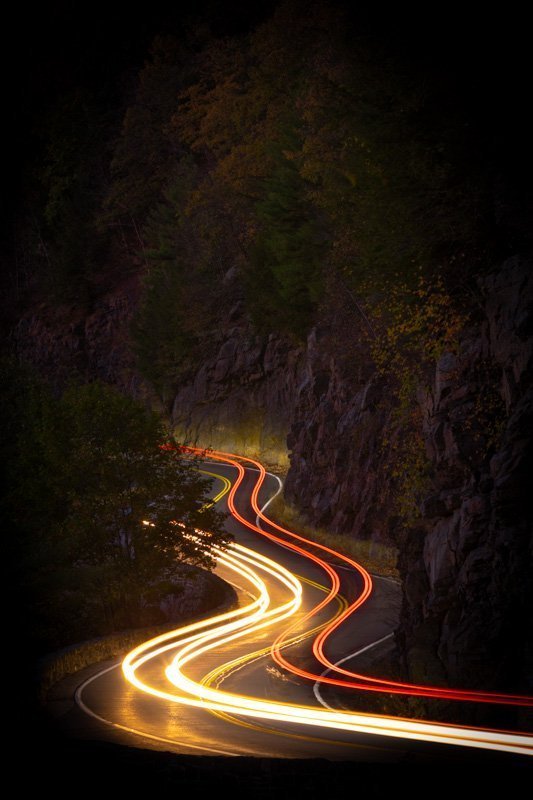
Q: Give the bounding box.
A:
[11,1,529,111]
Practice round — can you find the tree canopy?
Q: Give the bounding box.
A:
[6,0,531,523]
[2,366,228,649]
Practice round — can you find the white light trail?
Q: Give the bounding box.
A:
[122,539,533,757]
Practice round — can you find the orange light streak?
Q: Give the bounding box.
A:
[182,445,533,708]
[120,467,533,755]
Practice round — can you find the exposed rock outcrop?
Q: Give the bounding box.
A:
[14,275,149,399]
[171,321,304,468]
[13,256,533,693]
[398,256,533,691]
[284,327,392,541]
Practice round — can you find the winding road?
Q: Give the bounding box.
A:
[51,451,533,763]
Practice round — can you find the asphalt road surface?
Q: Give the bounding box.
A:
[47,458,533,765]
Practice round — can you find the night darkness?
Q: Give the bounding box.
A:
[6,2,532,252]
[4,3,532,306]
[3,0,533,792]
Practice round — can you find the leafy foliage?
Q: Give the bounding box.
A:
[21,2,501,350]
[132,260,193,400]
[10,1,517,525]
[104,35,198,225]
[2,365,228,649]
[365,277,466,520]
[37,88,119,301]
[369,276,466,383]
[246,125,326,336]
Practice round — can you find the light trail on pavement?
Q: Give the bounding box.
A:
[193,446,533,708]
[117,448,533,757]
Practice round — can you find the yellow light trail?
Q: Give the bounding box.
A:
[121,464,533,757]
[197,472,355,747]
[199,469,232,509]
[201,573,350,745]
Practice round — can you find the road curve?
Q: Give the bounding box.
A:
[61,452,532,762]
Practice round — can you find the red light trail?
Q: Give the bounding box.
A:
[181,444,533,708]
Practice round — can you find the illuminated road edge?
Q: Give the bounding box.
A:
[119,455,533,758]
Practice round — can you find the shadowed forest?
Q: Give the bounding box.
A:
[2,3,532,768]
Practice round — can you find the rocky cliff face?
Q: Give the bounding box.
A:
[398,256,533,692]
[170,314,304,469]
[13,257,532,693]
[14,274,149,399]
[284,327,392,542]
